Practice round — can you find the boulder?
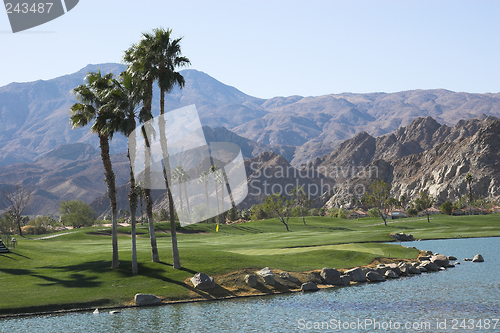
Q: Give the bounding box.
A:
[320,268,342,285]
[463,258,472,261]
[407,265,422,274]
[280,272,299,283]
[418,256,431,261]
[455,262,461,265]
[431,254,449,267]
[390,233,415,241]
[366,271,386,282]
[384,270,399,278]
[301,282,319,292]
[344,267,366,282]
[398,262,409,276]
[387,264,401,276]
[448,256,457,261]
[362,267,374,275]
[245,274,258,287]
[191,273,216,290]
[472,254,484,262]
[417,265,428,272]
[340,275,351,285]
[426,250,433,255]
[446,263,455,268]
[375,265,390,275]
[134,293,162,306]
[420,261,439,272]
[257,267,275,286]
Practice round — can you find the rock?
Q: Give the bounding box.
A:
[301,282,319,292]
[426,250,433,255]
[431,254,449,267]
[320,268,342,285]
[455,262,461,265]
[257,267,275,285]
[408,265,422,274]
[448,256,457,261]
[387,264,401,276]
[344,267,366,282]
[390,233,415,241]
[280,272,299,283]
[245,274,258,287]
[384,270,399,278]
[134,293,162,306]
[418,256,431,261]
[109,310,120,314]
[420,261,439,272]
[439,267,446,271]
[191,273,216,290]
[398,262,409,276]
[362,267,374,275]
[446,263,455,268]
[417,265,428,272]
[340,275,351,285]
[375,265,390,275]
[472,254,484,262]
[464,258,472,261]
[366,271,386,282]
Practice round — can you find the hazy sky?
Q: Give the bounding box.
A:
[1,0,499,99]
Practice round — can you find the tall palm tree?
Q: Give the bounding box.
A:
[70,70,120,269]
[172,165,185,213]
[466,173,473,215]
[135,181,145,223]
[107,71,146,274]
[125,27,190,269]
[124,36,160,263]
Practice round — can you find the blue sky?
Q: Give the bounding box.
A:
[1,0,499,99]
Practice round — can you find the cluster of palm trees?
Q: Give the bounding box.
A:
[69,28,190,274]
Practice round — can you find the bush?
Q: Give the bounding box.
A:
[367,208,379,218]
[407,208,418,217]
[21,224,48,235]
[440,201,453,215]
[308,208,324,216]
[59,200,96,228]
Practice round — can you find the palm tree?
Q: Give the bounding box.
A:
[400,194,406,210]
[172,165,185,213]
[135,181,145,223]
[125,28,189,269]
[107,71,146,274]
[210,165,221,223]
[70,70,120,269]
[198,171,211,221]
[466,173,473,215]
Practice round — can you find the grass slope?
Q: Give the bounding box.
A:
[0,214,498,315]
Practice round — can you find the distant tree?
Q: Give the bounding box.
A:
[399,194,407,210]
[263,194,292,231]
[440,201,453,215]
[159,208,169,221]
[0,211,16,233]
[466,173,473,215]
[59,200,97,228]
[1,185,32,236]
[366,180,390,226]
[407,207,418,217]
[414,191,434,212]
[290,185,310,225]
[197,171,211,221]
[227,206,238,222]
[386,197,398,210]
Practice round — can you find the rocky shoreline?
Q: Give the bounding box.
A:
[0,249,485,319]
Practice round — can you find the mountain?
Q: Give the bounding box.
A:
[0,143,130,216]
[323,118,500,208]
[302,115,498,183]
[1,63,499,167]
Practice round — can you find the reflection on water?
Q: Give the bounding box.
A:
[2,237,499,332]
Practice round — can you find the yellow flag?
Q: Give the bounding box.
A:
[216,224,219,232]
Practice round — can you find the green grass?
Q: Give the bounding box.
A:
[0,214,498,315]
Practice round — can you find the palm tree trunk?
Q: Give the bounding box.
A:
[99,135,119,268]
[159,86,181,269]
[143,130,159,262]
[204,181,209,221]
[128,149,138,275]
[128,124,138,275]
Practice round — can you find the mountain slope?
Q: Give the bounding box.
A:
[323,118,500,207]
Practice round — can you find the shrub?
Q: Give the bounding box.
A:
[368,208,379,218]
[440,201,453,215]
[407,208,418,217]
